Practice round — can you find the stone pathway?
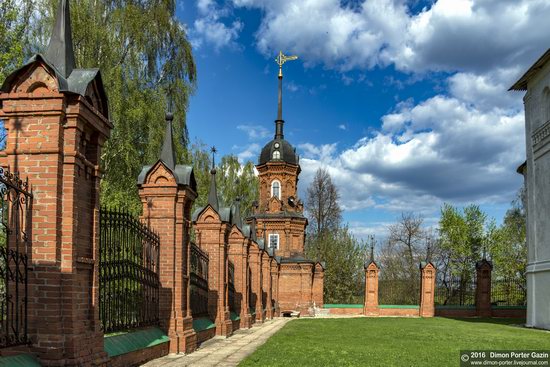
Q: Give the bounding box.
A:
[142,318,291,367]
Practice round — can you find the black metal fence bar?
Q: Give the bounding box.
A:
[99,207,160,333]
[190,243,209,317]
[0,167,31,348]
[491,278,526,306]
[434,278,476,306]
[378,278,420,305]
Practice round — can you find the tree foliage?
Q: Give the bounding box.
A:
[304,167,367,303]
[0,0,34,82]
[35,0,197,211]
[490,189,527,280]
[306,168,342,235]
[306,227,367,304]
[185,141,259,218]
[438,203,498,282]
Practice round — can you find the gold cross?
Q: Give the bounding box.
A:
[275,51,298,77]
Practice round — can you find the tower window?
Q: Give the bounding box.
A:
[271,180,281,199]
[273,150,280,159]
[269,233,279,250]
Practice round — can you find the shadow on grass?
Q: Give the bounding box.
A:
[440,317,525,326]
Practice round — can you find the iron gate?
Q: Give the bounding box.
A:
[0,167,31,348]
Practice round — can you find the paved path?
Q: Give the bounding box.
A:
[142,318,291,367]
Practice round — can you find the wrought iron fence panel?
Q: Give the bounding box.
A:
[190,243,209,317]
[491,278,526,306]
[99,207,160,333]
[434,278,476,306]
[248,266,255,313]
[378,278,420,305]
[0,167,31,348]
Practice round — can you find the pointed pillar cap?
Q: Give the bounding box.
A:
[44,0,75,78]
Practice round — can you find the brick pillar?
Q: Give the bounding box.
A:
[364,262,380,316]
[300,263,314,314]
[476,259,493,317]
[194,207,232,336]
[138,162,197,353]
[249,242,263,323]
[0,63,111,365]
[263,253,273,319]
[420,262,436,317]
[228,228,252,328]
[312,263,324,308]
[271,259,280,317]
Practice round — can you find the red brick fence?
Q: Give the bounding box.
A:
[323,259,526,319]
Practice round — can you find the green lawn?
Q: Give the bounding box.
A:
[240,317,550,367]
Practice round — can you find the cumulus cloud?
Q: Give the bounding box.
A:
[192,0,243,50]
[225,0,535,220]
[232,0,550,75]
[237,124,271,140]
[236,143,260,163]
[294,91,524,214]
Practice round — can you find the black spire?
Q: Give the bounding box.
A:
[232,178,243,228]
[159,106,176,171]
[250,217,257,241]
[207,147,219,211]
[233,197,242,228]
[275,69,284,139]
[44,0,75,78]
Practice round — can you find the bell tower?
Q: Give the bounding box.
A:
[251,52,307,258]
[247,52,324,314]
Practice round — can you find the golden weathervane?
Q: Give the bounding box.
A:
[275,51,298,77]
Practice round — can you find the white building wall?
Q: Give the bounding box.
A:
[524,60,550,329]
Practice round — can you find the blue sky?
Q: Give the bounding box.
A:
[175,0,550,238]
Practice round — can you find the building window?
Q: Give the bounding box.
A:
[269,233,279,250]
[273,150,280,159]
[271,180,281,199]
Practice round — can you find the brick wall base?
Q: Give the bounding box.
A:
[435,307,526,318]
[196,328,217,345]
[325,307,364,315]
[108,342,169,367]
[378,307,420,317]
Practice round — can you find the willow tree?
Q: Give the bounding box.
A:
[37,0,196,210]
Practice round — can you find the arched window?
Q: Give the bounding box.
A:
[544,87,550,123]
[272,150,280,159]
[271,180,281,199]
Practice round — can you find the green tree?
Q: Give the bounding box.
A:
[304,168,367,303]
[306,227,367,304]
[185,141,259,218]
[491,188,527,281]
[0,0,34,82]
[36,0,196,211]
[438,203,496,282]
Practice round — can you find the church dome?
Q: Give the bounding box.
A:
[259,138,298,166]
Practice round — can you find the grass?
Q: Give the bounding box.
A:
[240,317,550,367]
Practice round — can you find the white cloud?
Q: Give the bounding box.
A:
[192,0,243,50]
[232,0,550,75]
[235,143,260,163]
[338,124,347,130]
[237,124,271,140]
[295,90,525,214]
